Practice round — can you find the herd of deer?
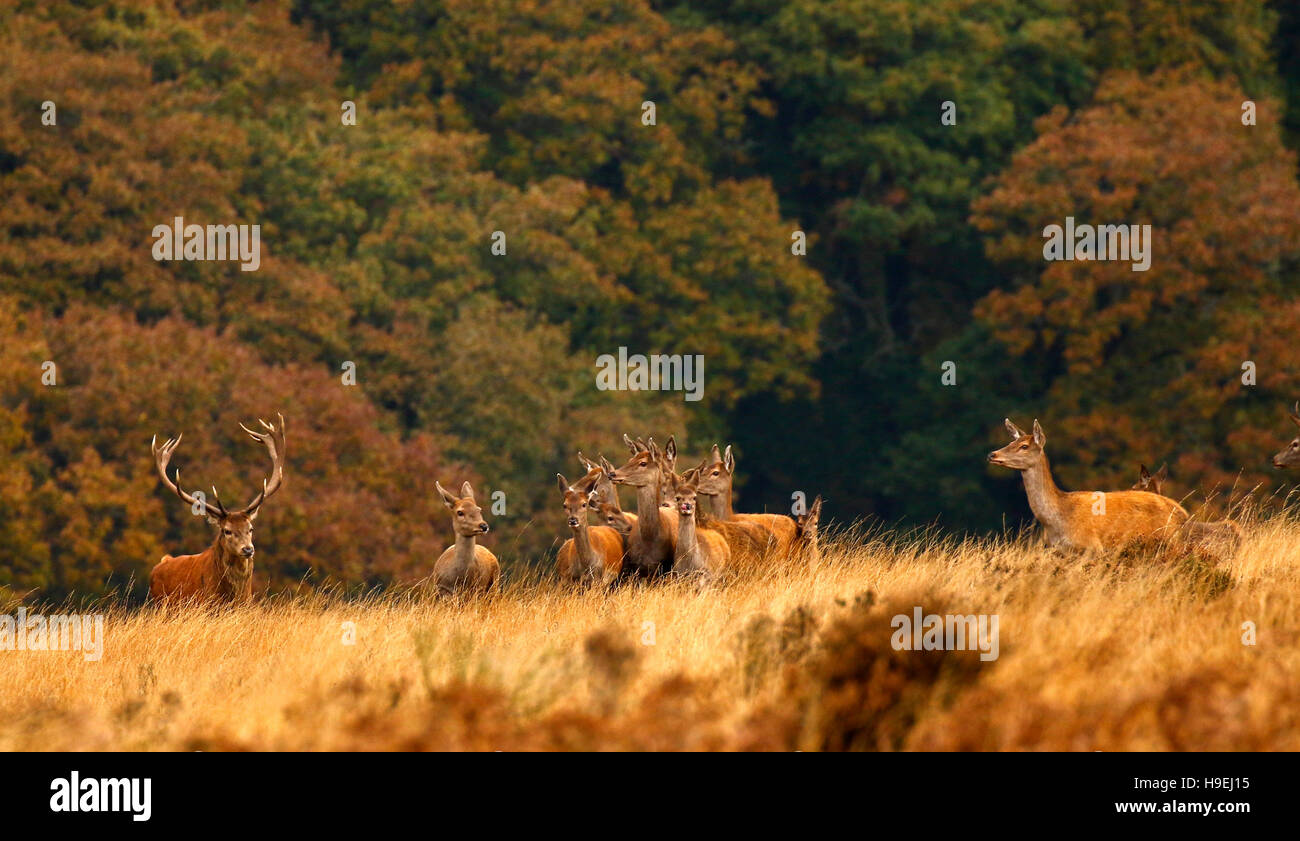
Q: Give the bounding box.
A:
[144,404,1300,603]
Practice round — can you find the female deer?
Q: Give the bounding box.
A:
[433,481,499,596]
[989,419,1189,552]
[667,467,730,582]
[692,444,798,556]
[555,472,625,586]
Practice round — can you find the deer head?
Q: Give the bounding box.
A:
[556,473,600,530]
[1132,463,1168,493]
[797,495,823,542]
[667,467,703,518]
[437,481,490,537]
[694,443,735,497]
[151,413,286,562]
[1272,402,1300,468]
[609,437,664,489]
[987,418,1046,470]
[597,502,634,535]
[577,451,619,507]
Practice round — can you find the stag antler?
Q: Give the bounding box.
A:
[236,412,286,515]
[151,434,225,517]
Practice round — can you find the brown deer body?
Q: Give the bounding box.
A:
[555,472,624,585]
[434,481,499,596]
[694,444,797,556]
[149,415,286,604]
[608,437,678,578]
[667,468,730,581]
[989,419,1189,552]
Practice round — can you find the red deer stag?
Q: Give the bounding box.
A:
[149,414,285,604]
[434,481,499,596]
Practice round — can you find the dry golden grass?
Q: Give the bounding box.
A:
[3,514,1299,751]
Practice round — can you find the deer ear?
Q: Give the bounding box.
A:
[577,451,595,472]
[623,434,638,455]
[723,445,734,472]
[599,454,616,474]
[1031,419,1046,447]
[436,481,458,509]
[1290,403,1300,428]
[1004,418,1024,439]
[459,481,475,502]
[711,443,721,461]
[665,435,676,462]
[1156,463,1169,481]
[648,439,660,460]
[1139,464,1151,481]
[557,473,569,494]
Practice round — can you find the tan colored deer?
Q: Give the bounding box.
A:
[608,437,679,578]
[1132,463,1168,494]
[988,419,1189,551]
[1272,402,1300,468]
[692,444,798,555]
[433,481,499,596]
[555,471,625,586]
[666,467,730,581]
[148,414,286,604]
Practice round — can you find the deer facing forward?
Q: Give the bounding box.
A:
[989,419,1189,552]
[149,414,286,604]
[667,467,730,582]
[434,481,499,596]
[555,471,625,586]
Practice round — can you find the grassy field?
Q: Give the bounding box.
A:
[3,515,1299,751]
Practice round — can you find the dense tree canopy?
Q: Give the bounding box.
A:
[3,0,1300,598]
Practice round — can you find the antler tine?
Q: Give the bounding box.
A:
[209,486,228,517]
[152,431,210,514]
[238,413,286,515]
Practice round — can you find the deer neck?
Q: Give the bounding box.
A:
[450,532,478,576]
[1021,454,1067,531]
[634,476,663,543]
[209,536,252,599]
[572,520,596,571]
[675,509,699,565]
[703,484,734,519]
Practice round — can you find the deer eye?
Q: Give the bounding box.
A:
[1019,444,1029,450]
[223,529,231,535]
[457,511,464,517]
